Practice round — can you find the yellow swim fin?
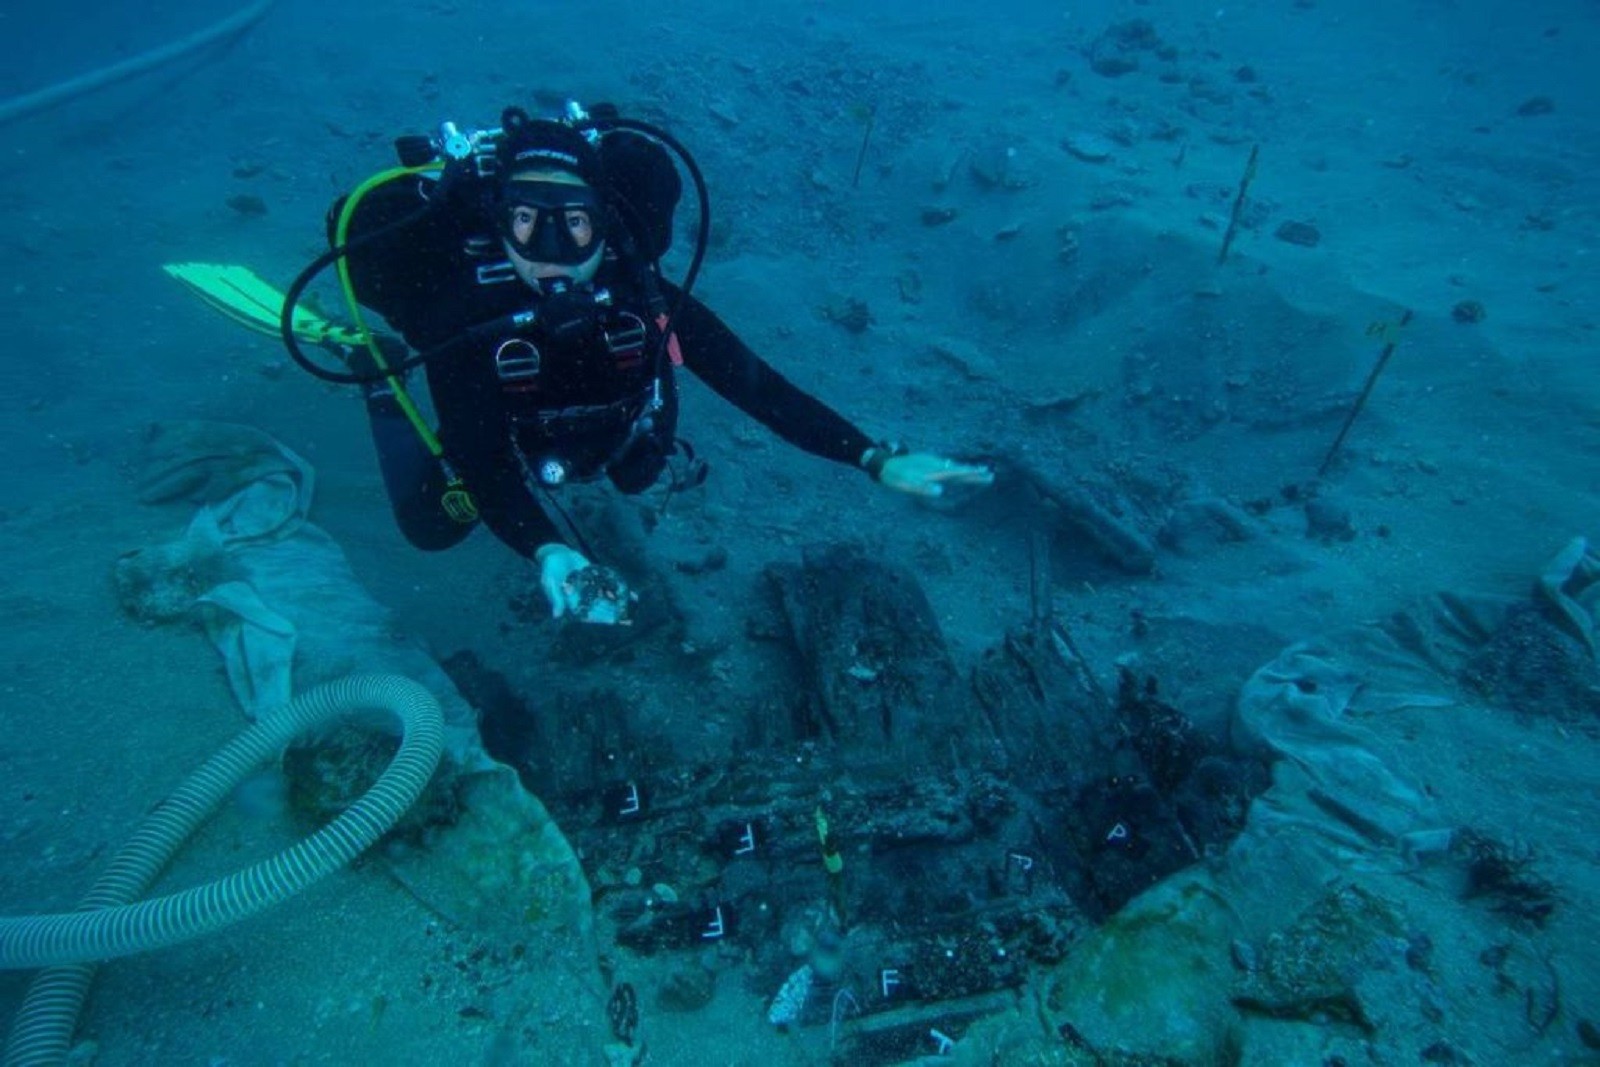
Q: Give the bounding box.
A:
[163,262,362,346]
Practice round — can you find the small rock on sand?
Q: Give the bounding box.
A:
[1063,132,1116,163]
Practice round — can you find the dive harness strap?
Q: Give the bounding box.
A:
[323,121,699,527]
[328,168,681,527]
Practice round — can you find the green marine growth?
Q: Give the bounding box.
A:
[283,723,464,841]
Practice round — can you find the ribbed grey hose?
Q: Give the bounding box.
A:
[1,675,444,1067]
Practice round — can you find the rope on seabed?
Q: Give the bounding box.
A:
[0,1,278,127]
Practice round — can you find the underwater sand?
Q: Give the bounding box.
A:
[3,1,1597,1063]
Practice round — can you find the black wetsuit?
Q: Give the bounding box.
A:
[335,173,873,558]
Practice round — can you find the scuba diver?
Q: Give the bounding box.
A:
[283,101,994,623]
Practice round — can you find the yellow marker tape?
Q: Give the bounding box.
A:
[816,806,844,874]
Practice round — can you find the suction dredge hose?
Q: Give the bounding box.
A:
[1,675,444,1067]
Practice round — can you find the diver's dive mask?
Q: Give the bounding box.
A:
[497,179,607,267]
